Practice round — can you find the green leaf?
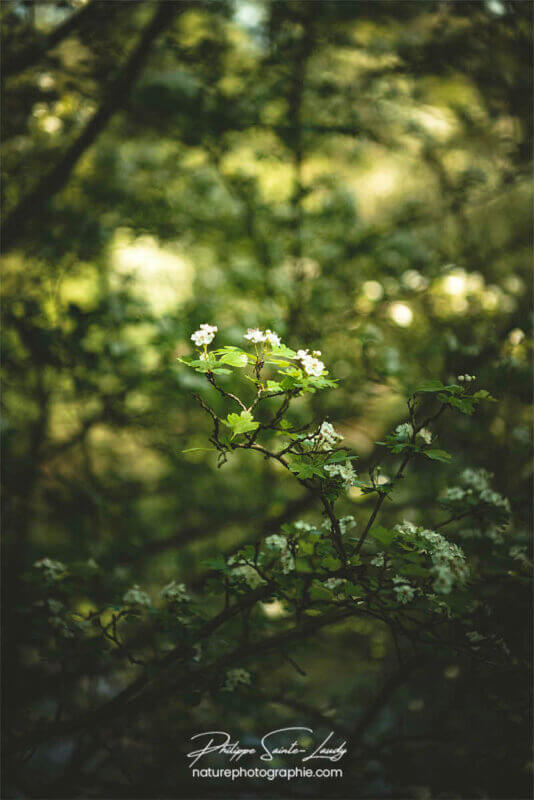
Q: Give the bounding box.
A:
[182,447,214,453]
[424,448,452,462]
[414,380,445,393]
[369,526,395,548]
[224,411,260,438]
[472,389,497,402]
[218,351,248,368]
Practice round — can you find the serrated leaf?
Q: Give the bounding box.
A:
[224,411,260,438]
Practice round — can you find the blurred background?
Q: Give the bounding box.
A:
[1,1,532,798]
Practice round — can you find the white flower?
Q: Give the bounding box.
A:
[160,581,190,603]
[371,553,385,567]
[319,421,344,449]
[460,468,491,492]
[294,520,314,532]
[228,558,266,588]
[443,486,466,502]
[123,585,151,607]
[264,534,287,551]
[34,558,66,580]
[280,551,295,574]
[222,668,251,691]
[300,355,325,377]
[324,461,357,489]
[394,520,418,536]
[295,349,325,377]
[244,328,266,343]
[312,350,321,357]
[324,577,346,596]
[417,427,432,445]
[339,516,356,535]
[304,421,344,451]
[393,576,415,604]
[395,423,413,442]
[191,323,217,347]
[263,329,281,347]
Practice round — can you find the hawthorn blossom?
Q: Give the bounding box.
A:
[395,423,413,442]
[244,327,266,343]
[123,585,151,607]
[324,460,357,489]
[417,427,432,445]
[264,329,281,347]
[34,558,66,580]
[300,353,325,377]
[222,668,251,691]
[160,581,190,603]
[191,323,217,347]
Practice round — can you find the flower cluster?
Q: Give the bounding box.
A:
[123,585,151,607]
[296,349,325,377]
[324,460,358,489]
[160,581,190,603]
[442,469,511,514]
[34,557,66,580]
[418,529,469,594]
[417,427,432,444]
[457,374,476,382]
[318,421,343,449]
[228,558,265,588]
[222,668,251,691]
[395,423,413,442]
[304,421,344,451]
[263,534,295,574]
[244,328,281,347]
[339,515,357,535]
[191,323,218,347]
[324,577,347,597]
[394,520,418,536]
[393,576,416,604]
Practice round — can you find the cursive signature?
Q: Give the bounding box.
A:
[187,728,348,767]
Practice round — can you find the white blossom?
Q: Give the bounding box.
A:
[244,327,265,343]
[395,423,413,442]
[300,354,325,377]
[417,427,432,445]
[393,576,415,604]
[222,668,251,691]
[371,553,385,567]
[160,581,190,603]
[123,585,151,607]
[34,558,66,580]
[324,461,357,489]
[394,520,418,536]
[324,577,346,597]
[339,516,356,535]
[264,534,287,551]
[191,323,217,347]
[443,486,466,502]
[263,329,281,347]
[280,551,295,574]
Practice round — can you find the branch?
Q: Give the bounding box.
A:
[2,0,101,77]
[1,1,183,253]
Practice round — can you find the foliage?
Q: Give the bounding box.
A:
[1,1,532,798]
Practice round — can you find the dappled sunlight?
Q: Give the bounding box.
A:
[111,228,194,313]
